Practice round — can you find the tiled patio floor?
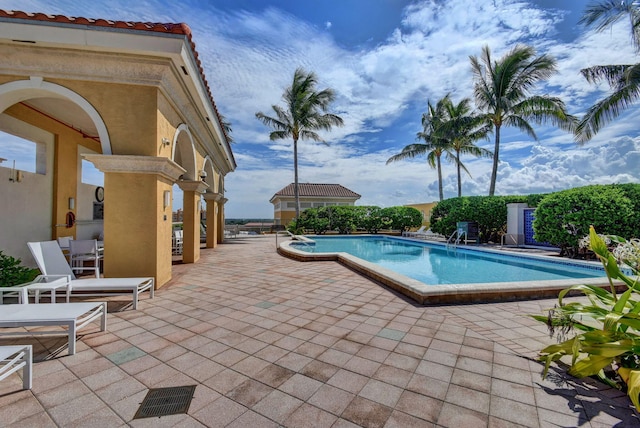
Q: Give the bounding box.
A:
[1,235,638,427]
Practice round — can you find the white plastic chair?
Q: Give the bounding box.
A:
[172,230,183,255]
[69,239,103,278]
[27,241,154,310]
[57,236,73,260]
[404,226,426,237]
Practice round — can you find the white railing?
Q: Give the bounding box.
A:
[446,228,467,249]
[274,230,294,248]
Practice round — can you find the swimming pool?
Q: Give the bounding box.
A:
[278,235,613,304]
[290,236,604,284]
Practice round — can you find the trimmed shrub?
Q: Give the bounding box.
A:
[430,195,527,243]
[534,185,637,257]
[380,206,422,231]
[291,205,421,234]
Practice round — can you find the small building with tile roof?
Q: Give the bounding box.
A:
[0,10,235,287]
[270,183,361,225]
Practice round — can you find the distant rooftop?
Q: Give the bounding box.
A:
[271,183,361,200]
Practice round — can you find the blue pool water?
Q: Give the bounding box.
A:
[291,236,605,285]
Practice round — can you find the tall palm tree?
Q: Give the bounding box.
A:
[441,97,493,197]
[576,1,640,143]
[387,96,454,201]
[256,68,344,220]
[470,45,577,196]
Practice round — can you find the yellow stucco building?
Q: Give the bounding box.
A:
[0,11,235,287]
[270,183,361,226]
[404,202,438,228]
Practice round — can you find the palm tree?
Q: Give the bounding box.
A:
[441,97,493,197]
[470,45,577,196]
[256,68,344,220]
[387,95,454,201]
[219,114,233,143]
[575,1,640,143]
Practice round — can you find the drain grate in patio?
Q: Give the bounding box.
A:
[133,385,197,419]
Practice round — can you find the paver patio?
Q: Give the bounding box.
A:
[1,235,638,427]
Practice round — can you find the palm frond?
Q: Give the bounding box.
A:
[502,115,537,140]
[581,64,632,87]
[514,96,578,132]
[576,77,640,143]
[386,143,430,164]
[580,0,640,50]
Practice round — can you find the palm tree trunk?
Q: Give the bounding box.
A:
[489,125,501,196]
[456,150,462,197]
[437,155,444,201]
[293,137,300,220]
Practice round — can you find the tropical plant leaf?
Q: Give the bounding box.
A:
[569,354,616,377]
[623,368,640,411]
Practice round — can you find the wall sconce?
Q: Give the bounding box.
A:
[199,170,207,181]
[161,138,171,147]
[68,197,75,210]
[163,190,171,209]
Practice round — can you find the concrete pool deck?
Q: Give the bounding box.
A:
[279,236,614,305]
[0,235,637,426]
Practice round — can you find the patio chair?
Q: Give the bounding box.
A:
[404,226,426,237]
[172,230,183,255]
[0,345,32,390]
[0,302,107,355]
[27,241,154,310]
[69,239,103,278]
[415,229,445,240]
[56,235,73,260]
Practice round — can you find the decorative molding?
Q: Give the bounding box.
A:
[203,191,222,201]
[177,179,209,194]
[82,154,185,181]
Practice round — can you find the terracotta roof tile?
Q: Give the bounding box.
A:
[0,9,232,150]
[273,183,361,199]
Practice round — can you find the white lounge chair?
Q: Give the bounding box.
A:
[0,345,32,390]
[404,226,426,237]
[415,229,445,240]
[28,241,154,310]
[0,302,107,355]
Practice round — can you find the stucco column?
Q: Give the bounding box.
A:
[83,155,184,287]
[178,180,209,263]
[218,197,227,244]
[203,192,220,248]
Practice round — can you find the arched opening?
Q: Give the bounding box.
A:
[170,124,198,261]
[0,79,110,263]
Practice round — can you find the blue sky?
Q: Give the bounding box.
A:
[1,0,639,218]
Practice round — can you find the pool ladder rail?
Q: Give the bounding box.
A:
[446,228,467,249]
[275,230,314,249]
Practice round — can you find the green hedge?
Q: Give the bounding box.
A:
[291,205,422,234]
[534,184,640,257]
[429,195,527,243]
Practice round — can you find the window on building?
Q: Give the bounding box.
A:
[0,131,43,174]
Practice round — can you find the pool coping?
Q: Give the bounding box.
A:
[277,235,618,305]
